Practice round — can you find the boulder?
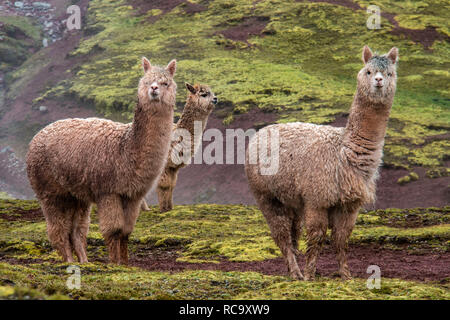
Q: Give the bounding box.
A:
[32,2,51,10]
[14,1,24,9]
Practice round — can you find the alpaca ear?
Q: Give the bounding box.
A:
[185,82,197,94]
[362,45,373,64]
[166,59,177,77]
[142,57,151,72]
[387,47,398,64]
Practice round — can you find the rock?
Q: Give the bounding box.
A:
[32,2,51,10]
[38,106,48,113]
[14,1,24,9]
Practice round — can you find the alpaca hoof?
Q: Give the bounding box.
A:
[63,256,74,263]
[289,269,304,280]
[340,269,352,280]
[303,272,316,281]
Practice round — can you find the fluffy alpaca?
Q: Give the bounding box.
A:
[245,46,398,280]
[141,83,218,212]
[26,58,177,264]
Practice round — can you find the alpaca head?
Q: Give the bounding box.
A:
[185,83,218,114]
[357,46,398,105]
[138,57,177,107]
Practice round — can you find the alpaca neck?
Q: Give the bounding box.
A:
[176,101,211,154]
[128,99,173,163]
[342,92,392,176]
[177,102,210,135]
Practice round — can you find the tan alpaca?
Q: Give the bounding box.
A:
[141,83,218,212]
[245,46,398,280]
[26,58,177,264]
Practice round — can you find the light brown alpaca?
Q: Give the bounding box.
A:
[245,46,398,280]
[141,83,218,212]
[26,58,177,264]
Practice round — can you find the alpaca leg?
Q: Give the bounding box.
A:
[157,168,177,213]
[41,198,74,263]
[257,195,303,279]
[97,195,123,264]
[120,198,142,265]
[140,199,150,211]
[291,209,304,256]
[304,205,328,281]
[330,205,359,280]
[119,234,129,265]
[157,186,172,213]
[70,202,91,264]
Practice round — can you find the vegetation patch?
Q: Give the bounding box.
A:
[1,200,449,264]
[0,262,448,300]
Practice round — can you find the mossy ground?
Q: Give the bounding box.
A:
[0,199,448,299]
[0,263,448,300]
[0,15,42,73]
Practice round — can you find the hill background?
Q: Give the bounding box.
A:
[0,0,448,208]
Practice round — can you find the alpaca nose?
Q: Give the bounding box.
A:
[212,97,218,104]
[151,85,159,91]
[375,76,383,83]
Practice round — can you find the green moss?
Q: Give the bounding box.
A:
[2,200,448,264]
[357,207,450,228]
[0,192,13,200]
[0,262,448,300]
[0,16,42,41]
[397,171,419,185]
[0,16,42,74]
[426,167,450,179]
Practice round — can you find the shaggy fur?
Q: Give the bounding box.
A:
[141,83,218,212]
[245,46,398,280]
[26,58,177,264]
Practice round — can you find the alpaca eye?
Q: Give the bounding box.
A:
[367,71,371,75]
[201,93,208,97]
[387,73,392,77]
[162,82,168,86]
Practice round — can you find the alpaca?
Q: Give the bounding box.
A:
[245,46,398,280]
[141,83,218,212]
[26,57,177,264]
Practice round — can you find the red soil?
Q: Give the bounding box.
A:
[0,207,43,222]
[1,243,447,282]
[129,244,450,282]
[218,16,269,45]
